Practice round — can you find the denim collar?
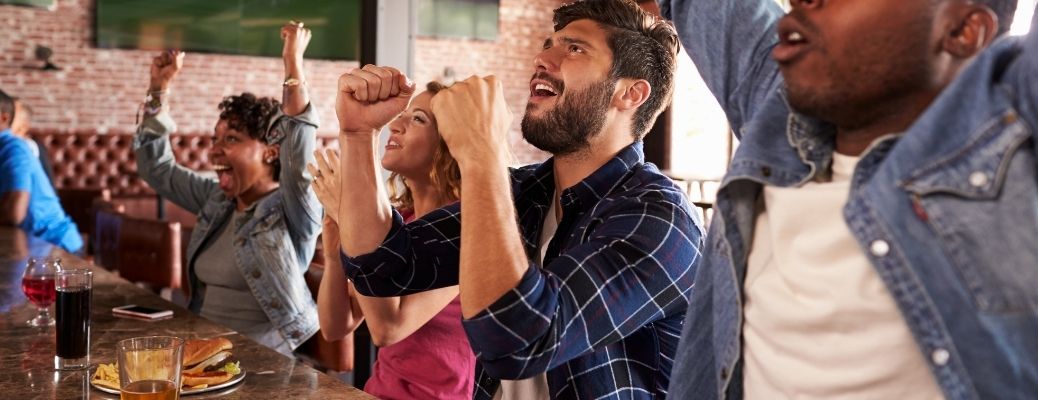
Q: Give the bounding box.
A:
[784,102,837,184]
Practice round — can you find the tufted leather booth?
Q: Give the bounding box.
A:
[32,130,215,197]
[30,130,338,231]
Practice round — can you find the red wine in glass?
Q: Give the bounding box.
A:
[21,276,56,307]
[22,257,62,327]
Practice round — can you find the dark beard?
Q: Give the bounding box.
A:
[521,79,615,156]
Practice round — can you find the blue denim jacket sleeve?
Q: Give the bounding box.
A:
[1014,5,1038,140]
[659,0,785,137]
[269,104,322,242]
[133,112,218,214]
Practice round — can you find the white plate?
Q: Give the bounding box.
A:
[90,367,246,396]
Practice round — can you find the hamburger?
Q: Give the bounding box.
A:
[181,337,241,388]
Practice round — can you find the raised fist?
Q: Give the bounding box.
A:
[336,65,416,134]
[149,50,184,92]
[430,75,513,166]
[281,20,312,64]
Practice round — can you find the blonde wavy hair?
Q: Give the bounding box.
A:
[387,81,462,211]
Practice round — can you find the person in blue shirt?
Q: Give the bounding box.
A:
[0,90,81,253]
[657,0,1038,398]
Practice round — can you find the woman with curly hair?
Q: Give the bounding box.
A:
[133,22,321,355]
[309,81,475,399]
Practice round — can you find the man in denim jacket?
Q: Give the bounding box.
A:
[658,0,1037,398]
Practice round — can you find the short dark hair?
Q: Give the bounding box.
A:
[553,0,679,139]
[981,0,1019,36]
[217,92,282,179]
[0,90,15,123]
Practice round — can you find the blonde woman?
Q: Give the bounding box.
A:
[309,81,474,400]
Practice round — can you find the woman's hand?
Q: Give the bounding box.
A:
[149,50,184,92]
[281,21,311,72]
[336,65,415,135]
[308,148,341,223]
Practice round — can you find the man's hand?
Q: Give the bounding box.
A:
[149,50,184,92]
[430,75,513,167]
[336,65,416,135]
[307,148,341,223]
[281,21,311,69]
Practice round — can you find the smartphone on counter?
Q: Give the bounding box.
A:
[112,305,174,320]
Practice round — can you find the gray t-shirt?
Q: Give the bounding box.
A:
[196,212,287,353]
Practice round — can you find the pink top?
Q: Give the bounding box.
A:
[362,209,475,400]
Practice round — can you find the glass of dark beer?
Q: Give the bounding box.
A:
[54,268,92,370]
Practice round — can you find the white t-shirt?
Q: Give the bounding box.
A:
[742,152,944,399]
[494,195,557,400]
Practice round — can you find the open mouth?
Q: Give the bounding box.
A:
[213,164,235,192]
[529,73,562,102]
[773,17,811,64]
[385,137,402,151]
[531,82,558,98]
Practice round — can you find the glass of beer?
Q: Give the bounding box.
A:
[117,336,185,400]
[54,268,91,370]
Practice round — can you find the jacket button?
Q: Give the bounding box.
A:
[760,166,772,177]
[720,366,728,380]
[931,348,950,366]
[291,330,301,338]
[252,270,261,278]
[270,299,281,309]
[870,240,890,257]
[968,171,988,188]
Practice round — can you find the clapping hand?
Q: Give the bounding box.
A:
[308,148,341,223]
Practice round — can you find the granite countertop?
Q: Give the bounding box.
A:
[0,228,375,399]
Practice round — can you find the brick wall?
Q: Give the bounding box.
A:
[413,0,564,163]
[0,0,561,164]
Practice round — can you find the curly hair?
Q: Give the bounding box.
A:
[217,92,282,180]
[387,81,462,212]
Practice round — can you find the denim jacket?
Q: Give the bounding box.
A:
[134,105,322,350]
[660,0,1038,399]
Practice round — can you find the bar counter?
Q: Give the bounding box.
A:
[0,227,375,399]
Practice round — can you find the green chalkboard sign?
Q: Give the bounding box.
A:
[96,0,361,61]
[0,0,56,9]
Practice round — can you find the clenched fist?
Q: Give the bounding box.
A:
[281,21,312,65]
[336,65,416,134]
[149,50,184,92]
[430,75,513,166]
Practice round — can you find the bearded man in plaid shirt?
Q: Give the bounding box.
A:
[332,1,703,398]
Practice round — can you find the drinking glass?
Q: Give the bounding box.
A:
[21,257,62,327]
[55,268,92,370]
[117,336,184,400]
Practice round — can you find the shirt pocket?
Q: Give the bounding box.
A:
[901,111,1038,314]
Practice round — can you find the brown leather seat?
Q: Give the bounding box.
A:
[116,214,182,293]
[31,130,338,235]
[57,187,110,240]
[92,207,122,271]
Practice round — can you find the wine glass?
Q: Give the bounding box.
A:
[21,257,62,327]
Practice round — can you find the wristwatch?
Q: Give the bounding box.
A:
[283,77,303,87]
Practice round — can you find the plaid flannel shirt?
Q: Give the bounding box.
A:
[343,143,703,399]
